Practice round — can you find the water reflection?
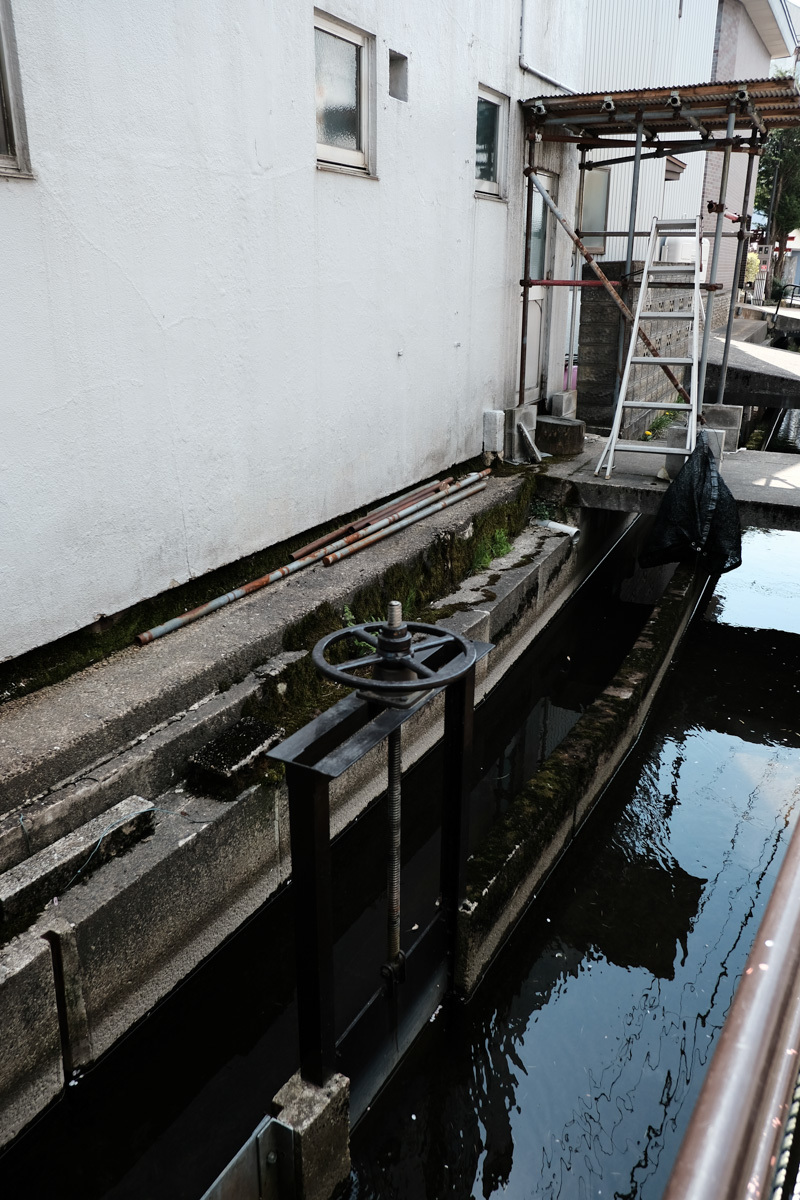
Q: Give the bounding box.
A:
[347,530,800,1200]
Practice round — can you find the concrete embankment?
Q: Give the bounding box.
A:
[0,465,638,1147]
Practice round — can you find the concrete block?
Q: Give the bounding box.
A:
[0,796,155,935]
[482,409,505,454]
[272,1072,350,1200]
[38,784,280,1067]
[504,404,537,462]
[0,933,63,1148]
[535,415,585,456]
[703,403,743,449]
[550,390,577,418]
[186,717,284,800]
[664,425,724,480]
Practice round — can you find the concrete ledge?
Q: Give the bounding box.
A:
[455,563,707,996]
[35,784,281,1070]
[0,796,154,936]
[0,933,63,1146]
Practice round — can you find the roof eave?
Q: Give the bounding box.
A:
[741,0,796,58]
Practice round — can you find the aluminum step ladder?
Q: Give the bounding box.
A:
[595,216,701,477]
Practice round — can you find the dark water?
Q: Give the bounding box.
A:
[344,528,800,1200]
[769,408,800,454]
[0,520,654,1200]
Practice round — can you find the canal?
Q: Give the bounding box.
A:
[1,524,798,1200]
[343,526,800,1200]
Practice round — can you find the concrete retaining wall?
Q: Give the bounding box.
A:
[455,563,707,996]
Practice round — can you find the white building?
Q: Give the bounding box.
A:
[0,0,794,665]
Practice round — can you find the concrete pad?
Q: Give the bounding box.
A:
[0,478,525,813]
[271,1072,350,1200]
[535,437,800,532]
[0,796,154,933]
[36,785,281,1066]
[0,933,62,1148]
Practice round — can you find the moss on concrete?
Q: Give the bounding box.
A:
[461,565,699,942]
[0,458,520,706]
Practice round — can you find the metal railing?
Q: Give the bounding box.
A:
[663,807,800,1200]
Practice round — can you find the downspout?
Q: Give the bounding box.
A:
[518,137,535,407]
[518,0,574,94]
[613,118,645,410]
[565,147,587,392]
[698,105,737,412]
[715,142,758,406]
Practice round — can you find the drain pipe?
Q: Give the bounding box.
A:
[698,105,737,412]
[518,0,574,92]
[519,138,536,407]
[532,519,580,546]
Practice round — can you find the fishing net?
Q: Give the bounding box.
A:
[639,429,742,574]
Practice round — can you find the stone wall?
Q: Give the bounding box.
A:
[576,261,695,435]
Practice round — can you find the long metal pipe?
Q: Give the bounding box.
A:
[698,107,737,412]
[137,471,489,643]
[663,809,800,1200]
[565,147,587,393]
[322,481,487,566]
[518,138,536,407]
[613,120,645,409]
[525,168,692,404]
[387,725,402,960]
[715,145,758,406]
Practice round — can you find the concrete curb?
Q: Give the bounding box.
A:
[455,563,707,996]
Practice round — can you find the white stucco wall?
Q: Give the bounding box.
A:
[1,0,554,660]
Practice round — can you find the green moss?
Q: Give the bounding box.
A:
[461,565,698,935]
[1,457,508,706]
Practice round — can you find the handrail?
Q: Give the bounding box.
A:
[663,811,800,1200]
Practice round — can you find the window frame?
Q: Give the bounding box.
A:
[314,10,373,174]
[475,85,507,199]
[0,0,30,179]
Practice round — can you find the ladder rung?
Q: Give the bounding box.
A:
[612,442,693,454]
[640,310,695,319]
[630,356,693,365]
[621,401,693,409]
[649,264,695,273]
[655,221,697,231]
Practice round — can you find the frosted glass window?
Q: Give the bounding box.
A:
[581,169,610,254]
[315,28,360,152]
[530,193,547,279]
[475,86,506,197]
[314,13,371,172]
[476,98,498,182]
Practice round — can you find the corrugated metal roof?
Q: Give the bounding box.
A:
[523,77,800,135]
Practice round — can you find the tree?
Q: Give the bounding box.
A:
[755,126,800,296]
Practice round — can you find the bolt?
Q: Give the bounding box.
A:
[267,1151,278,1166]
[387,600,402,628]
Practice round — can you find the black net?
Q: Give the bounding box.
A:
[639,429,742,574]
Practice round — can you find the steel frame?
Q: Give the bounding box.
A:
[519,77,800,433]
[267,639,490,1087]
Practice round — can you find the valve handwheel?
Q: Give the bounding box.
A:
[312,600,476,703]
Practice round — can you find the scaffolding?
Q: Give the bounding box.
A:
[518,76,800,471]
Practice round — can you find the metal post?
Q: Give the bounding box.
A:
[518,139,536,407]
[387,726,402,961]
[613,119,644,409]
[698,107,737,412]
[715,143,758,406]
[440,664,476,991]
[285,763,337,1087]
[565,147,587,391]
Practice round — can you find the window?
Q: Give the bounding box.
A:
[475,86,507,197]
[315,12,372,172]
[580,168,610,254]
[0,0,30,178]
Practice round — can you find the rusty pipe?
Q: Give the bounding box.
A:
[322,481,487,567]
[663,813,800,1200]
[518,138,536,407]
[137,471,490,644]
[524,167,692,405]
